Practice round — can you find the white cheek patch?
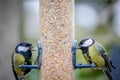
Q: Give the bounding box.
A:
[82,39,93,47]
[17,46,29,52]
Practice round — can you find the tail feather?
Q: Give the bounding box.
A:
[110,61,116,70]
[104,70,113,80]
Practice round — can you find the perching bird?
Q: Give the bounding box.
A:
[77,38,116,80]
[11,42,35,80]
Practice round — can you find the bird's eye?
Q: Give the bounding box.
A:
[80,42,84,45]
[26,44,30,47]
[25,44,31,47]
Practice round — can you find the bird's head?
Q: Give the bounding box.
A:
[77,38,94,54]
[15,42,35,53]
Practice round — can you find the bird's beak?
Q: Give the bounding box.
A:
[29,46,36,51]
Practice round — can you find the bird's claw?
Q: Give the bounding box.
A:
[76,63,82,68]
[91,63,96,69]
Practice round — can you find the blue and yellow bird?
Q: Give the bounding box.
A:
[11,42,35,80]
[77,38,116,80]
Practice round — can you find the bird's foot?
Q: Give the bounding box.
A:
[91,63,96,69]
[76,63,82,68]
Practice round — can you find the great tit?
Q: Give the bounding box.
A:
[77,38,116,80]
[11,42,35,80]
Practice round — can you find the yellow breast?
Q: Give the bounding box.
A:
[13,54,25,76]
[89,45,106,67]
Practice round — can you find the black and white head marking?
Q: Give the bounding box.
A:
[15,42,33,53]
[78,38,95,48]
[81,38,94,47]
[78,38,95,54]
[17,46,29,52]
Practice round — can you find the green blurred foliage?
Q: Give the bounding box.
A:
[25,69,40,80]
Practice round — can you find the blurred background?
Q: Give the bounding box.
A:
[75,0,120,80]
[0,0,120,80]
[0,0,39,80]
